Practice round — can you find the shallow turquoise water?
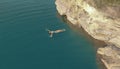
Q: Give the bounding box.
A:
[0,0,99,69]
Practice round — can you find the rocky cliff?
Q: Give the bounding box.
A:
[55,0,120,69]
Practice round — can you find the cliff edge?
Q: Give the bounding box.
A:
[55,0,120,69]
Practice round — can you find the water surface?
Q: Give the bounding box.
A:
[0,0,99,69]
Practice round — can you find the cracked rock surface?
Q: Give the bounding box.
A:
[55,0,120,69]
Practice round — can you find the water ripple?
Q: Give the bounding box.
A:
[0,1,55,24]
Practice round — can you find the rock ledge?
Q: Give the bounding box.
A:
[55,0,120,69]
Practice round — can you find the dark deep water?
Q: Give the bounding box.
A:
[0,0,99,69]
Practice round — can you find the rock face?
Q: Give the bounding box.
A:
[55,0,120,69]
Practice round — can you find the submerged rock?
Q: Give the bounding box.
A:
[55,0,120,69]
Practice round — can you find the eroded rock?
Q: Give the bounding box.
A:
[55,0,120,69]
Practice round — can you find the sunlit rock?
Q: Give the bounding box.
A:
[55,0,120,69]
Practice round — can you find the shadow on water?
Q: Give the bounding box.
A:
[56,12,107,69]
[0,0,107,68]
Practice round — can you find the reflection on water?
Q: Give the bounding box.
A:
[57,12,107,69]
[0,0,100,69]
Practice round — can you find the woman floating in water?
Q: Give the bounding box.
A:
[46,29,66,37]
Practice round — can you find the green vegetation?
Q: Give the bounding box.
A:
[89,0,120,9]
[94,0,120,8]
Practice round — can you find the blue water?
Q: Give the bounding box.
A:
[0,0,99,69]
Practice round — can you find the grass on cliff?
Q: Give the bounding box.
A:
[94,0,120,8]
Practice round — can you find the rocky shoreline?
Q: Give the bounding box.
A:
[55,0,120,69]
[58,13,107,69]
